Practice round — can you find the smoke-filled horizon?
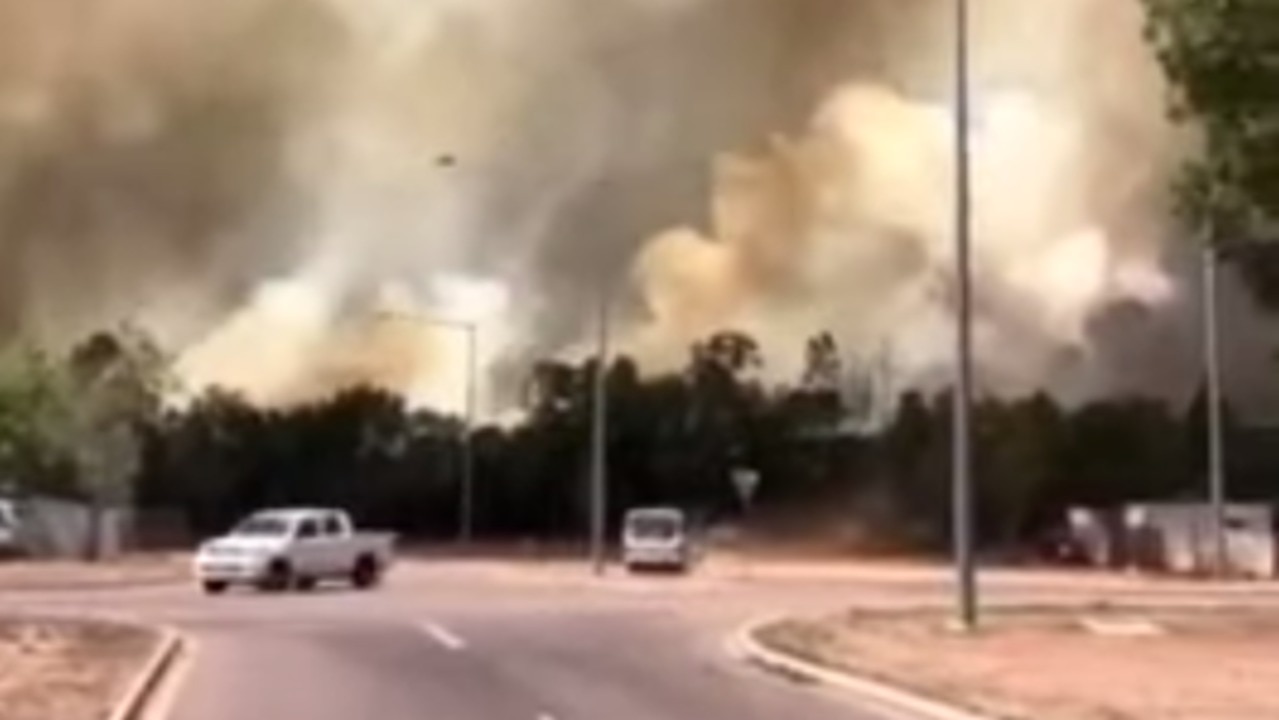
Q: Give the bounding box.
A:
[0,0,1272,416]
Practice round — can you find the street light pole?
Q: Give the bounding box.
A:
[952,0,979,630]
[460,323,478,545]
[589,287,610,575]
[1202,242,1227,576]
[374,310,478,545]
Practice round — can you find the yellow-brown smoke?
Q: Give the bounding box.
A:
[0,0,1210,413]
[627,0,1183,402]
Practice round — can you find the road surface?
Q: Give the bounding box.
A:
[9,557,1279,720]
[3,561,896,720]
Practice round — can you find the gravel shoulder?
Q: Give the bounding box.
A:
[0,618,158,720]
[759,605,1279,720]
[0,555,186,591]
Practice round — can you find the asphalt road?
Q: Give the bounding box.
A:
[5,562,895,720]
[13,558,1279,720]
[165,607,873,720]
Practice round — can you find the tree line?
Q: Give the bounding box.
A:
[1,327,1272,552]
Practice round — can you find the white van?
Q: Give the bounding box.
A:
[622,507,693,573]
[0,499,21,556]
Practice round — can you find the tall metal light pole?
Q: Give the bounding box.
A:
[589,286,610,576]
[1202,242,1227,576]
[376,311,478,544]
[952,0,979,630]
[460,322,478,544]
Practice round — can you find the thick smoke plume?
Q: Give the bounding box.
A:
[629,0,1183,402]
[0,0,1235,414]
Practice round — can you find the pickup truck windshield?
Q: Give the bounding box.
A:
[232,516,291,537]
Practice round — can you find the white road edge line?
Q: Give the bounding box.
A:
[537,713,558,720]
[728,615,992,720]
[419,621,467,651]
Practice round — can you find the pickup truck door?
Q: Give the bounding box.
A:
[292,518,327,576]
[319,513,351,574]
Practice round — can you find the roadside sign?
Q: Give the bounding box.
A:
[731,467,761,509]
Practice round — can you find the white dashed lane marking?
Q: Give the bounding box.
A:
[419,621,467,651]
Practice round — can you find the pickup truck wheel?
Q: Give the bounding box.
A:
[259,559,293,592]
[351,555,380,589]
[202,580,228,595]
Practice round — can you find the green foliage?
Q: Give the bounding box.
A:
[0,347,74,497]
[62,326,170,505]
[975,394,1066,544]
[876,391,950,546]
[1062,397,1190,505]
[0,326,169,505]
[1144,0,1279,233]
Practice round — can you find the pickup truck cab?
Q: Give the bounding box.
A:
[194,508,394,594]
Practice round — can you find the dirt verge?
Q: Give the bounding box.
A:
[0,555,186,592]
[0,618,158,720]
[759,606,1279,720]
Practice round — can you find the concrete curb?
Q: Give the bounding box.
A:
[728,616,994,720]
[2,575,186,594]
[107,626,185,720]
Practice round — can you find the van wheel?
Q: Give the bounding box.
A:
[295,576,317,592]
[202,580,228,595]
[351,556,380,589]
[259,559,293,592]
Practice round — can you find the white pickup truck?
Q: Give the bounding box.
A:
[194,508,395,594]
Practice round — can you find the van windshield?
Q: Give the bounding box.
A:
[628,514,680,540]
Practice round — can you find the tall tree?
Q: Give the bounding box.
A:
[63,327,170,558]
[694,331,763,379]
[801,332,842,391]
[1143,0,1279,302]
[777,333,847,435]
[1145,0,1279,227]
[0,348,74,497]
[976,394,1066,545]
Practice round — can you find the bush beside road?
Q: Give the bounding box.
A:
[758,607,1279,720]
[0,618,158,720]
